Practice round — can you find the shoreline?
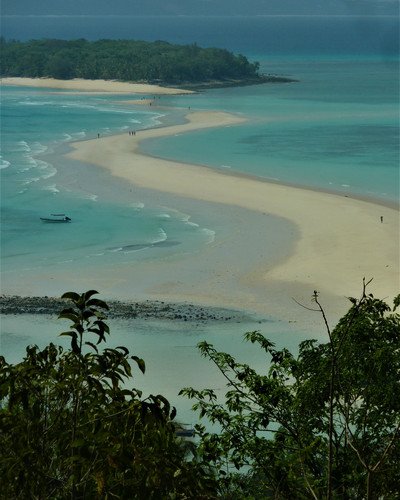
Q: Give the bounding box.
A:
[143,146,399,211]
[65,110,399,322]
[0,77,194,95]
[1,78,398,329]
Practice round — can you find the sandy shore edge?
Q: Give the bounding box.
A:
[1,76,397,325]
[0,77,194,95]
[65,110,399,320]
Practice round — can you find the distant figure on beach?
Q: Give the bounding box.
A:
[380,216,384,223]
[97,133,100,138]
[133,130,136,136]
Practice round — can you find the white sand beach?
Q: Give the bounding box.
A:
[66,110,400,325]
[0,77,193,95]
[2,74,398,327]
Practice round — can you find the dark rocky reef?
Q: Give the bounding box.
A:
[0,294,258,324]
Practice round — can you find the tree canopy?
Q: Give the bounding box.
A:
[0,284,399,498]
[0,38,273,86]
[0,291,218,498]
[181,283,400,498]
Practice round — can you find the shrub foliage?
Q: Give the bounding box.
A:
[0,290,217,499]
[1,284,399,498]
[181,283,400,499]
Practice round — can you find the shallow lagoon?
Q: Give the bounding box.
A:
[0,310,320,423]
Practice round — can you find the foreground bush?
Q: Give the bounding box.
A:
[181,282,400,499]
[0,291,217,499]
[1,284,398,498]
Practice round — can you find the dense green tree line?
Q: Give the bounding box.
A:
[1,284,399,498]
[0,38,264,85]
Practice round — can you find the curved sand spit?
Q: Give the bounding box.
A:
[67,110,399,323]
[2,78,398,326]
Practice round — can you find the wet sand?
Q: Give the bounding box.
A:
[65,110,399,325]
[1,77,398,328]
[0,77,193,95]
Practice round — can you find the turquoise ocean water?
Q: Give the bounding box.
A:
[2,56,397,282]
[145,56,399,201]
[1,16,399,417]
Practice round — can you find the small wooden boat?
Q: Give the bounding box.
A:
[40,214,71,223]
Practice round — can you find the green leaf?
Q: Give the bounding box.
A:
[85,341,99,353]
[59,331,75,337]
[61,291,81,302]
[132,356,146,374]
[83,290,100,300]
[86,298,109,310]
[58,312,79,322]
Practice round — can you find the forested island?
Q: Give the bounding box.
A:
[0,38,294,88]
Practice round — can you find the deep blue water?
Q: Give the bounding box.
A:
[2,15,398,56]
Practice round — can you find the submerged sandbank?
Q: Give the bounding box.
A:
[0,77,193,95]
[66,110,399,322]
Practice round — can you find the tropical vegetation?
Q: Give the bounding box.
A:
[0,283,399,498]
[0,38,273,87]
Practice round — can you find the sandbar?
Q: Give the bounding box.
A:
[66,110,400,324]
[0,77,193,95]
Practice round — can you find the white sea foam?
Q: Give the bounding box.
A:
[21,177,41,185]
[62,131,87,142]
[157,213,171,219]
[221,165,232,169]
[179,213,190,223]
[130,201,145,209]
[20,157,56,178]
[73,131,86,139]
[179,213,199,228]
[186,221,200,228]
[42,184,60,194]
[84,193,99,202]
[38,160,57,179]
[31,142,48,155]
[0,158,11,169]
[15,141,30,152]
[151,228,168,244]
[149,113,165,127]
[19,100,52,106]
[202,228,216,244]
[21,156,38,167]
